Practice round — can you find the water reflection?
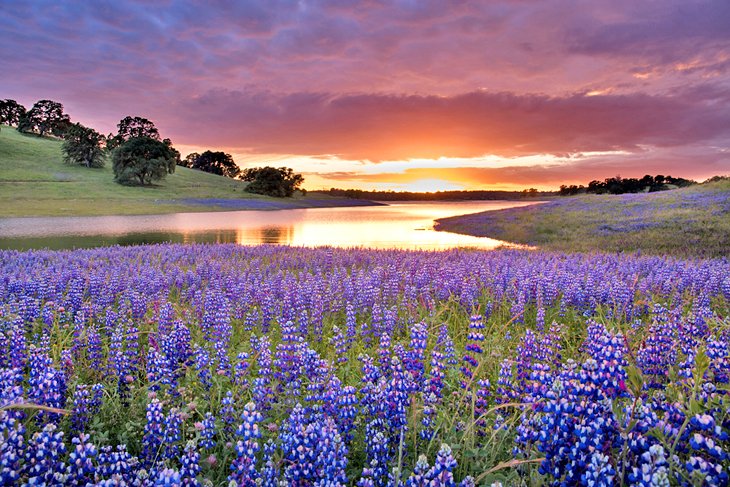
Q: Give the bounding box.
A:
[0,201,541,250]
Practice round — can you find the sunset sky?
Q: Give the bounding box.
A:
[2,1,729,191]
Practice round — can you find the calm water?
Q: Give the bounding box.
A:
[0,201,540,250]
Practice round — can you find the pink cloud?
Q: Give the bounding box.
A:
[169,88,730,161]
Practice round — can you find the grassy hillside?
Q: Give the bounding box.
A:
[0,127,367,217]
[435,180,730,257]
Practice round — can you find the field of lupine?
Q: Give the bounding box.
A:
[1,244,729,486]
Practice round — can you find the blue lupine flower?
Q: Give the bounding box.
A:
[0,411,26,485]
[26,423,67,485]
[426,444,458,486]
[65,434,97,486]
[229,401,263,485]
[71,383,103,433]
[220,391,236,437]
[180,441,201,486]
[163,409,183,460]
[200,412,217,450]
[154,467,182,486]
[143,399,165,467]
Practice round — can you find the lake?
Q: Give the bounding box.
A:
[0,200,540,250]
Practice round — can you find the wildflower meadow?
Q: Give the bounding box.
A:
[1,244,728,486]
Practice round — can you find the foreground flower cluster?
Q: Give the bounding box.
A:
[0,244,728,486]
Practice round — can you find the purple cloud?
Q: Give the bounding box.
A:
[168,87,730,161]
[0,0,728,181]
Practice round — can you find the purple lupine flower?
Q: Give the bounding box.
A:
[684,456,728,486]
[627,443,669,486]
[346,301,357,343]
[437,323,458,366]
[220,391,236,437]
[71,383,103,433]
[86,323,103,371]
[281,404,348,485]
[200,412,216,450]
[406,454,430,486]
[335,384,359,444]
[125,321,141,377]
[474,379,491,435]
[387,356,411,434]
[252,335,274,411]
[193,345,212,390]
[229,401,263,485]
[42,301,56,329]
[405,321,428,390]
[180,441,200,486]
[162,409,183,460]
[170,320,193,368]
[331,325,349,364]
[25,423,67,485]
[378,332,391,371]
[28,346,67,424]
[426,444,458,486]
[9,318,26,369]
[0,411,26,485]
[233,352,250,388]
[259,439,279,485]
[421,350,445,441]
[535,305,545,331]
[97,444,137,482]
[65,434,97,486]
[244,307,260,332]
[0,332,8,370]
[157,302,175,337]
[636,312,676,389]
[154,468,182,486]
[581,452,615,486]
[490,360,515,404]
[460,315,485,390]
[362,419,390,487]
[142,399,165,467]
[274,320,304,401]
[0,368,25,419]
[147,348,172,394]
[322,376,359,444]
[359,354,385,419]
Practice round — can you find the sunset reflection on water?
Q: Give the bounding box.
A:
[0,201,541,250]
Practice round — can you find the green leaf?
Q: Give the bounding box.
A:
[626,365,645,397]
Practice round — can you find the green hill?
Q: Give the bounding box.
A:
[0,127,364,217]
[435,179,730,258]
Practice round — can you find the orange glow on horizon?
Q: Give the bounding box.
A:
[173,144,722,194]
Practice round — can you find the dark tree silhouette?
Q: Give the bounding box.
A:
[17,99,70,137]
[186,150,240,178]
[107,116,160,149]
[582,174,695,194]
[240,166,304,197]
[179,152,200,168]
[112,137,179,185]
[0,99,26,130]
[63,123,106,168]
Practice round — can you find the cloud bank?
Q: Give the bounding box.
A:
[1,0,728,188]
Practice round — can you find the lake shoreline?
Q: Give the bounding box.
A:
[0,200,537,250]
[433,181,730,258]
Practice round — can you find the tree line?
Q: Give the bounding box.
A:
[1,98,304,196]
[559,174,697,196]
[320,188,549,200]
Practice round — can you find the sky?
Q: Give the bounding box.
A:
[1,1,729,191]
